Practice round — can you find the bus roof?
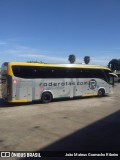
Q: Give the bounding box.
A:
[7,62,110,70]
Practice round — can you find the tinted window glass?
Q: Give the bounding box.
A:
[12,66,107,80]
[12,66,36,78]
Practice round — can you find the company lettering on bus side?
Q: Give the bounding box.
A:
[39,81,88,87]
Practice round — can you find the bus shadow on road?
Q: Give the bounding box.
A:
[0,98,13,107]
[20,110,120,160]
[51,95,109,104]
[0,98,41,108]
[0,97,85,108]
[0,96,109,108]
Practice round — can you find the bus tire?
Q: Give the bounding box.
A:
[98,89,105,97]
[41,92,53,103]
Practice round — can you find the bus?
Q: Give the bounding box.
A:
[1,62,117,103]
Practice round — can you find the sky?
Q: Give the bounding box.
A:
[0,0,120,66]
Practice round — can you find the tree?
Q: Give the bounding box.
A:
[68,54,76,64]
[84,56,90,64]
[108,59,120,71]
[27,60,44,63]
[118,59,120,66]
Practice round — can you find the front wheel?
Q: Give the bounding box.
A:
[98,89,105,97]
[41,92,53,103]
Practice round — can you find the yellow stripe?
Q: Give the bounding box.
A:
[82,94,98,97]
[8,99,28,103]
[8,63,14,76]
[7,62,110,76]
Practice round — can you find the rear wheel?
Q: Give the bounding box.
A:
[98,89,105,97]
[41,92,53,103]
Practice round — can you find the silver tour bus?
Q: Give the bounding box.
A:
[1,62,117,103]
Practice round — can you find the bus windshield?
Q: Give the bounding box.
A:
[104,70,115,85]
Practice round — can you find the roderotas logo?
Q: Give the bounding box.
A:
[89,79,97,90]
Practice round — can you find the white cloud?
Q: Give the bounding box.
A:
[77,56,111,66]
[19,53,67,63]
[0,42,7,45]
[90,56,113,66]
[0,41,119,65]
[0,43,67,63]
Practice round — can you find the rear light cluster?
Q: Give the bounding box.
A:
[13,79,17,84]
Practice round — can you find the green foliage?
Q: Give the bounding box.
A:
[84,56,90,64]
[108,59,120,71]
[27,60,44,63]
[68,54,76,64]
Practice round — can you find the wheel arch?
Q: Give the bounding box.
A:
[41,90,54,99]
[98,87,106,93]
[98,87,106,96]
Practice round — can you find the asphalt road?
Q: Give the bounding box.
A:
[0,84,120,159]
